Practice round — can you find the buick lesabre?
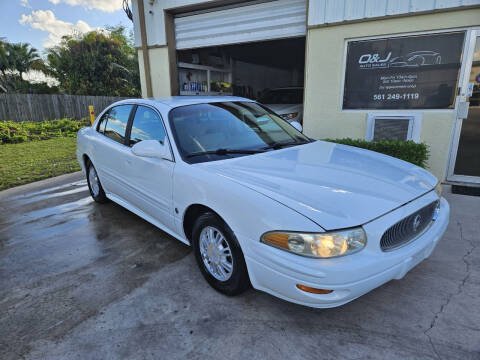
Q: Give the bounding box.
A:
[76,97,449,308]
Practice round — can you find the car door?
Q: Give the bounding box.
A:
[122,105,176,231]
[92,104,134,200]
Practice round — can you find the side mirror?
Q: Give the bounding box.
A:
[131,139,172,161]
[290,121,303,132]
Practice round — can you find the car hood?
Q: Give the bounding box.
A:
[202,141,437,230]
[264,104,302,115]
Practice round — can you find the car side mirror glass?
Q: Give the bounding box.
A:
[290,121,302,132]
[131,139,172,160]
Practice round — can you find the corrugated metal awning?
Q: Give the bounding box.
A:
[174,0,307,50]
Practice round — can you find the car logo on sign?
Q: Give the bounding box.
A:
[413,214,422,232]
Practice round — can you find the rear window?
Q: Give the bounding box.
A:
[259,89,303,104]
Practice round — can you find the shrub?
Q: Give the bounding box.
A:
[0,118,90,144]
[324,138,429,168]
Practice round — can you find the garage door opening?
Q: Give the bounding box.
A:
[176,37,305,122]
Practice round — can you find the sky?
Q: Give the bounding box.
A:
[0,0,133,56]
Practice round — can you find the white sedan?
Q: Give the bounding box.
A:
[259,87,304,124]
[76,96,449,308]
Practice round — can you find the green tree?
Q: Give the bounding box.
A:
[0,40,45,92]
[46,26,140,96]
[0,41,11,79]
[8,43,41,80]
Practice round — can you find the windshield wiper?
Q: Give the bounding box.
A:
[186,148,265,158]
[262,140,311,150]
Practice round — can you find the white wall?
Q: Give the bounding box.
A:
[132,0,479,48]
[132,0,218,47]
[308,0,480,26]
[137,48,172,98]
[303,8,480,181]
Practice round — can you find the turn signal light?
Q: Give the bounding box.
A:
[281,112,298,120]
[296,284,333,294]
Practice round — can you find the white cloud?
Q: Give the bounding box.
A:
[48,0,123,13]
[19,10,102,48]
[20,0,32,8]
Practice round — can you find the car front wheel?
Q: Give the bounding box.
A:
[192,212,250,295]
[86,161,108,203]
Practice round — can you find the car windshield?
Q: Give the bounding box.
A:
[169,101,310,163]
[258,89,303,104]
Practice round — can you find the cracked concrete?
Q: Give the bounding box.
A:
[0,173,479,359]
[423,219,477,360]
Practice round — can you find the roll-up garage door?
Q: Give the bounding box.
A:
[174,0,307,50]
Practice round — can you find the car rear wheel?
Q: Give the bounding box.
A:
[192,212,250,295]
[86,161,108,203]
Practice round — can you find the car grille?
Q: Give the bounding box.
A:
[380,201,439,251]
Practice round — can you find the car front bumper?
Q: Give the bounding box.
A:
[243,193,450,308]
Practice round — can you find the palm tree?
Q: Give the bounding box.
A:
[0,41,11,77]
[0,41,47,92]
[8,43,41,80]
[0,41,13,91]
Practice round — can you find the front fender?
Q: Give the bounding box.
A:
[173,163,323,256]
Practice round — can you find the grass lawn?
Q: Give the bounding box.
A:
[0,137,80,191]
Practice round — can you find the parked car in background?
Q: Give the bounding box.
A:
[259,87,304,124]
[77,96,449,308]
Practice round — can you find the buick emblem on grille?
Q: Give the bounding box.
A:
[413,214,422,232]
[380,201,437,251]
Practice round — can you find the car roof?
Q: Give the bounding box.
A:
[112,96,255,109]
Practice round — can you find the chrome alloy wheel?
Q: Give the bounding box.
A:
[199,226,233,281]
[88,166,100,197]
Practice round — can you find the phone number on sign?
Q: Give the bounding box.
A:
[373,93,420,101]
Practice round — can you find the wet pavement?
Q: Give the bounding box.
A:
[0,172,479,360]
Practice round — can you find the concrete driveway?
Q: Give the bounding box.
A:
[0,172,479,360]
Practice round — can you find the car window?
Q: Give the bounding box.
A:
[129,106,166,146]
[169,101,310,163]
[259,89,303,104]
[103,105,133,144]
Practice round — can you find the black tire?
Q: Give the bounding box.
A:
[192,212,250,296]
[86,161,108,203]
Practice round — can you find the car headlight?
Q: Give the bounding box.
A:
[280,112,298,120]
[261,228,367,258]
[434,182,442,198]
